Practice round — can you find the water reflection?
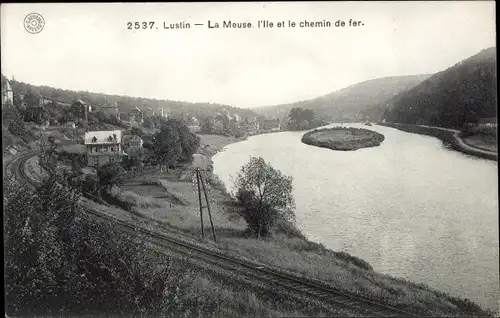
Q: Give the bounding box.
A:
[212,124,499,311]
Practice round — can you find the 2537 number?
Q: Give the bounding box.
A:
[127,22,155,29]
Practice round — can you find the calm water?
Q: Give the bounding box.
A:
[212,123,499,311]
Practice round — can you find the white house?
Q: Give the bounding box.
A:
[1,78,14,105]
[84,130,124,167]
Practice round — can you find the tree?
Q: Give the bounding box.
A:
[4,173,79,315]
[200,117,214,134]
[233,157,295,238]
[2,102,26,137]
[97,163,125,193]
[152,118,200,167]
[152,122,182,167]
[129,127,144,137]
[13,90,22,107]
[143,117,155,130]
[23,89,42,123]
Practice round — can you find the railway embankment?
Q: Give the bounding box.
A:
[7,135,496,317]
[379,122,497,161]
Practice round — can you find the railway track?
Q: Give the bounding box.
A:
[9,152,420,317]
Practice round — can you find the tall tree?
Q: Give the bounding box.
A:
[233,156,295,238]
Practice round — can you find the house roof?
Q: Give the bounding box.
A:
[84,130,122,145]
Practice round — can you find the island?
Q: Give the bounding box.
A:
[301,127,385,151]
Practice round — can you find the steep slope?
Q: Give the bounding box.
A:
[383,47,497,129]
[255,74,431,121]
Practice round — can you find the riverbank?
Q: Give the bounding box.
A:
[109,132,495,316]
[378,122,497,161]
[301,127,385,151]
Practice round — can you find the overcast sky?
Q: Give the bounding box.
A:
[1,2,496,108]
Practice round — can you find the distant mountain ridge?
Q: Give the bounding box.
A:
[254,74,432,121]
[383,47,497,129]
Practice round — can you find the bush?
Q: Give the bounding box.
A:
[4,173,223,317]
[97,163,126,192]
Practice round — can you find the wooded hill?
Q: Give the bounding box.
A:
[382,47,497,129]
[6,79,259,120]
[254,74,431,122]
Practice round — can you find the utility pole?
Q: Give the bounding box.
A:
[195,168,217,242]
[196,168,204,239]
[199,169,217,242]
[39,131,44,174]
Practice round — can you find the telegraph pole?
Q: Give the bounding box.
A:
[39,131,45,174]
[196,168,204,239]
[199,169,217,242]
[195,168,218,242]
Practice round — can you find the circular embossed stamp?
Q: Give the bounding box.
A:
[24,13,45,34]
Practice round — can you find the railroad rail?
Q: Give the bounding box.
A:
[9,152,421,317]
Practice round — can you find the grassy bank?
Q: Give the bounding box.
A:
[302,127,385,151]
[106,133,493,317]
[4,174,354,318]
[461,133,497,153]
[379,122,497,161]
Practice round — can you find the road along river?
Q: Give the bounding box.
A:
[212,123,499,312]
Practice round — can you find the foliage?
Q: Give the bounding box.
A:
[152,118,200,166]
[97,163,126,192]
[143,116,155,129]
[286,107,327,131]
[4,173,79,316]
[122,154,142,170]
[129,126,145,137]
[3,174,223,317]
[255,75,430,122]
[200,117,214,134]
[383,47,496,129]
[22,89,50,124]
[8,79,259,125]
[233,156,296,238]
[1,102,33,142]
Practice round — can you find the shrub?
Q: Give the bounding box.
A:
[4,173,222,317]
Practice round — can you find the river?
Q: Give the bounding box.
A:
[211,123,499,312]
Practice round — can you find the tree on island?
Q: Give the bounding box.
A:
[233,156,295,239]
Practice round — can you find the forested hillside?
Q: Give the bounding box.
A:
[7,80,259,120]
[383,47,497,129]
[255,75,431,122]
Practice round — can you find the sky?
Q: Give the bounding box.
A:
[0,2,496,108]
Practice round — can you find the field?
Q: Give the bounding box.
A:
[105,133,491,317]
[302,127,385,151]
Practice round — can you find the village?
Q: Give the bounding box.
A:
[2,76,286,173]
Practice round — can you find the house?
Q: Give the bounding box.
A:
[72,100,91,121]
[188,125,201,133]
[84,130,124,167]
[1,77,14,105]
[122,135,144,156]
[477,117,497,128]
[100,102,120,120]
[63,121,76,129]
[130,106,143,124]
